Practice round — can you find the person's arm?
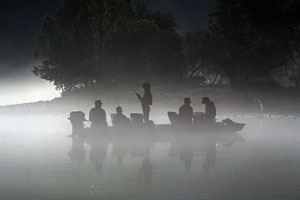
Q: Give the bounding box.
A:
[136,93,142,101]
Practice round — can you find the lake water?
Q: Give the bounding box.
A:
[0,114,300,200]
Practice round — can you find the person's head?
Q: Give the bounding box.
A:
[143,83,151,91]
[95,100,102,108]
[184,97,191,105]
[116,106,123,114]
[202,97,210,105]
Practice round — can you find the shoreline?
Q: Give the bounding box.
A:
[0,85,299,119]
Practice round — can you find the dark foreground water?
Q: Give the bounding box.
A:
[0,114,300,200]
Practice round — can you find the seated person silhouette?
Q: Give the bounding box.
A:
[113,106,130,127]
[89,100,108,130]
[201,97,216,122]
[179,97,194,125]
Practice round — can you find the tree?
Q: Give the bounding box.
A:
[204,0,300,87]
[183,31,227,84]
[33,0,184,92]
[284,61,300,87]
[105,4,183,81]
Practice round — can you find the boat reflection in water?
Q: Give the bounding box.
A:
[168,130,244,174]
[69,136,86,164]
[111,140,129,165]
[68,127,244,181]
[138,146,153,184]
[89,138,108,174]
[2,114,299,200]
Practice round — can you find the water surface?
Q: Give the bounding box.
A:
[0,114,299,200]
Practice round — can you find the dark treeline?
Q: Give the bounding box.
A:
[33,0,300,92]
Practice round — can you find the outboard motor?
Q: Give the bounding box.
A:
[68,111,86,136]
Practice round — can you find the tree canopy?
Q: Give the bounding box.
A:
[34,0,300,91]
[33,0,183,92]
[183,0,300,87]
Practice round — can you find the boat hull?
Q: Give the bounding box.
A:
[71,121,245,138]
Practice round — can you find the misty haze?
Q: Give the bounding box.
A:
[0,0,300,200]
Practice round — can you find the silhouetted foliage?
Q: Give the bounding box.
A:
[33,0,183,92]
[286,62,300,87]
[183,31,226,84]
[185,0,300,87]
[34,0,300,91]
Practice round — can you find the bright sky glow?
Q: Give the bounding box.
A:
[0,74,61,106]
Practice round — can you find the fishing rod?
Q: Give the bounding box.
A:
[128,83,137,94]
[112,79,120,107]
[114,88,120,107]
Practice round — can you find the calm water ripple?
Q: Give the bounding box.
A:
[0,115,299,199]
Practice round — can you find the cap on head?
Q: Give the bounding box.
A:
[202,97,210,104]
[95,100,102,107]
[184,97,191,104]
[116,106,122,113]
[143,83,151,90]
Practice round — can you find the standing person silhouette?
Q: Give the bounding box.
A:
[136,83,152,123]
